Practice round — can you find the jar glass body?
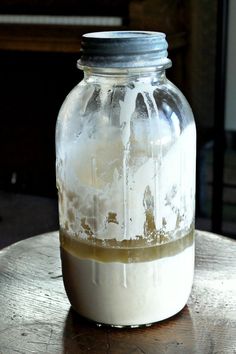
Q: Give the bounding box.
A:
[56,66,196,327]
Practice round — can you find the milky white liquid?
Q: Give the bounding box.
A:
[60,231,194,327]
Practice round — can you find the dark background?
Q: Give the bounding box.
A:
[0,0,235,247]
[0,51,80,197]
[0,0,129,16]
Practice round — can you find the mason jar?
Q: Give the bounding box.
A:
[56,31,196,327]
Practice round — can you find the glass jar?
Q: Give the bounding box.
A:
[56,31,196,327]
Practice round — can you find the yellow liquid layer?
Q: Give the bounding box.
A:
[60,228,194,263]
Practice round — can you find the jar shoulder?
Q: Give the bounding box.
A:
[154,79,195,126]
[56,77,195,139]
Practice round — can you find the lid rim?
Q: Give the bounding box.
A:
[79,30,169,68]
[82,30,166,40]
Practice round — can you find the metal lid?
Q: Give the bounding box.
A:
[78,31,171,69]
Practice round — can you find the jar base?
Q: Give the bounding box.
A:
[70,303,187,329]
[96,322,153,329]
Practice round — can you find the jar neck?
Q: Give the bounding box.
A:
[82,66,168,85]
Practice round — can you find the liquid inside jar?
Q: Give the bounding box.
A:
[60,228,194,327]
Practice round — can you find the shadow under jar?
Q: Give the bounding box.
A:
[56,31,196,328]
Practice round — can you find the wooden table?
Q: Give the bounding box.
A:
[0,231,235,354]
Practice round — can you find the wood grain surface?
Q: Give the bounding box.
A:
[0,231,235,354]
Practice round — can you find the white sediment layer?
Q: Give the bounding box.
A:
[61,242,195,326]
